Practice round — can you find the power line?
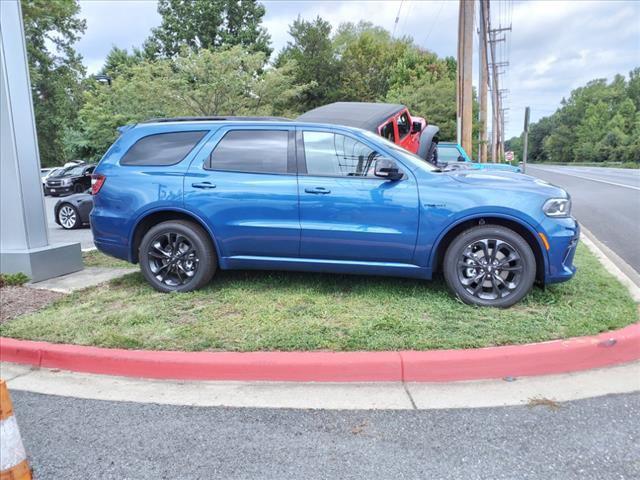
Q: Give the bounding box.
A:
[392,0,405,38]
[423,0,446,47]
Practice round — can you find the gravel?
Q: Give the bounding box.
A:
[0,286,64,323]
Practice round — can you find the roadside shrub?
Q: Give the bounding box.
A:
[0,273,30,288]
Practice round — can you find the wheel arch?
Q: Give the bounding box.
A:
[129,208,221,264]
[429,214,548,283]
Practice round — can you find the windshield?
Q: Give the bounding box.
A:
[438,145,466,162]
[62,165,85,177]
[360,130,438,172]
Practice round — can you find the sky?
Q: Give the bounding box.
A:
[75,0,640,138]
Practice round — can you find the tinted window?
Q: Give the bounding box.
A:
[303,131,381,177]
[121,131,207,166]
[397,113,410,138]
[380,122,396,143]
[208,130,288,174]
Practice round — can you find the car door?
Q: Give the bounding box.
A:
[184,126,299,259]
[297,128,420,264]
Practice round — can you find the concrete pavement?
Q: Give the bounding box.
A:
[3,361,639,410]
[44,194,94,250]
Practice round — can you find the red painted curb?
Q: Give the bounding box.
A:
[1,323,639,382]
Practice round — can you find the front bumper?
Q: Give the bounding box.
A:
[544,217,580,284]
[45,185,73,195]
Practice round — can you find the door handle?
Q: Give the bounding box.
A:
[305,187,331,195]
[192,182,217,189]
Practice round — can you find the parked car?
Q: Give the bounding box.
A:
[297,102,428,155]
[40,167,62,193]
[54,191,93,229]
[45,163,95,196]
[90,117,578,307]
[436,142,521,173]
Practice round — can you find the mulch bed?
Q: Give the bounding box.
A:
[0,286,64,324]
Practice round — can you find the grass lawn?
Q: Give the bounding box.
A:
[82,250,132,269]
[2,244,637,351]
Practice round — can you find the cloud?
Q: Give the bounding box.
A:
[73,0,640,137]
[76,0,160,74]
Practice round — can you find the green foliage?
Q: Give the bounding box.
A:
[66,46,311,160]
[275,16,336,110]
[21,0,86,167]
[146,0,271,58]
[508,69,640,165]
[0,273,30,287]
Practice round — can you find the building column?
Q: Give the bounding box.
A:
[1,0,82,282]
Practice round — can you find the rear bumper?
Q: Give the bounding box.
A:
[544,217,580,284]
[90,210,132,263]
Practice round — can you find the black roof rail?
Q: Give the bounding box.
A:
[142,116,292,124]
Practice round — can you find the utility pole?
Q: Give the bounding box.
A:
[478,0,489,163]
[488,25,510,162]
[522,106,530,174]
[457,0,474,155]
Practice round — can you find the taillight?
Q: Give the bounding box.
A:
[91,174,106,195]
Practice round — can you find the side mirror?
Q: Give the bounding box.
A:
[411,121,423,133]
[374,158,403,180]
[457,155,466,162]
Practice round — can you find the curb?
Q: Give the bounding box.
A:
[2,323,639,382]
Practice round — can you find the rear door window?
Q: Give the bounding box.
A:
[207,130,289,174]
[121,131,207,166]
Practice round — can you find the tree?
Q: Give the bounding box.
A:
[21,0,86,166]
[275,16,337,111]
[334,22,412,101]
[66,46,310,160]
[146,0,271,58]
[518,72,639,165]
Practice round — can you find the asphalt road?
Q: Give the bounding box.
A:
[526,165,640,274]
[13,390,640,480]
[44,194,94,250]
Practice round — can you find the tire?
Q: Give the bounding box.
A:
[74,183,84,193]
[443,225,536,308]
[138,220,217,293]
[57,204,80,230]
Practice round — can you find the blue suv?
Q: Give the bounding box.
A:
[91,117,579,307]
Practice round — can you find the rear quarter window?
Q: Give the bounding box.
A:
[120,131,207,166]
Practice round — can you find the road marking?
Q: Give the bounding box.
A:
[527,166,640,191]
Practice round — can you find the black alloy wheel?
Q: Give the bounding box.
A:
[139,220,217,293]
[443,225,536,308]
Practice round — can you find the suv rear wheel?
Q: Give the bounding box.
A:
[138,220,217,293]
[443,225,536,308]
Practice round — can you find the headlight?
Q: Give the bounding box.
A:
[543,198,571,217]
[61,178,72,186]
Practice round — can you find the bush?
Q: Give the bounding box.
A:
[0,273,30,288]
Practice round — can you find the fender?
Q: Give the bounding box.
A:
[426,210,550,275]
[129,206,223,262]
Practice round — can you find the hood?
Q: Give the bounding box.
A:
[446,170,568,197]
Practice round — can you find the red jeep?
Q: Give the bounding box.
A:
[297,102,438,161]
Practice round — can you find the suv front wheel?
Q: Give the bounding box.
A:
[443,225,536,308]
[138,220,217,293]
